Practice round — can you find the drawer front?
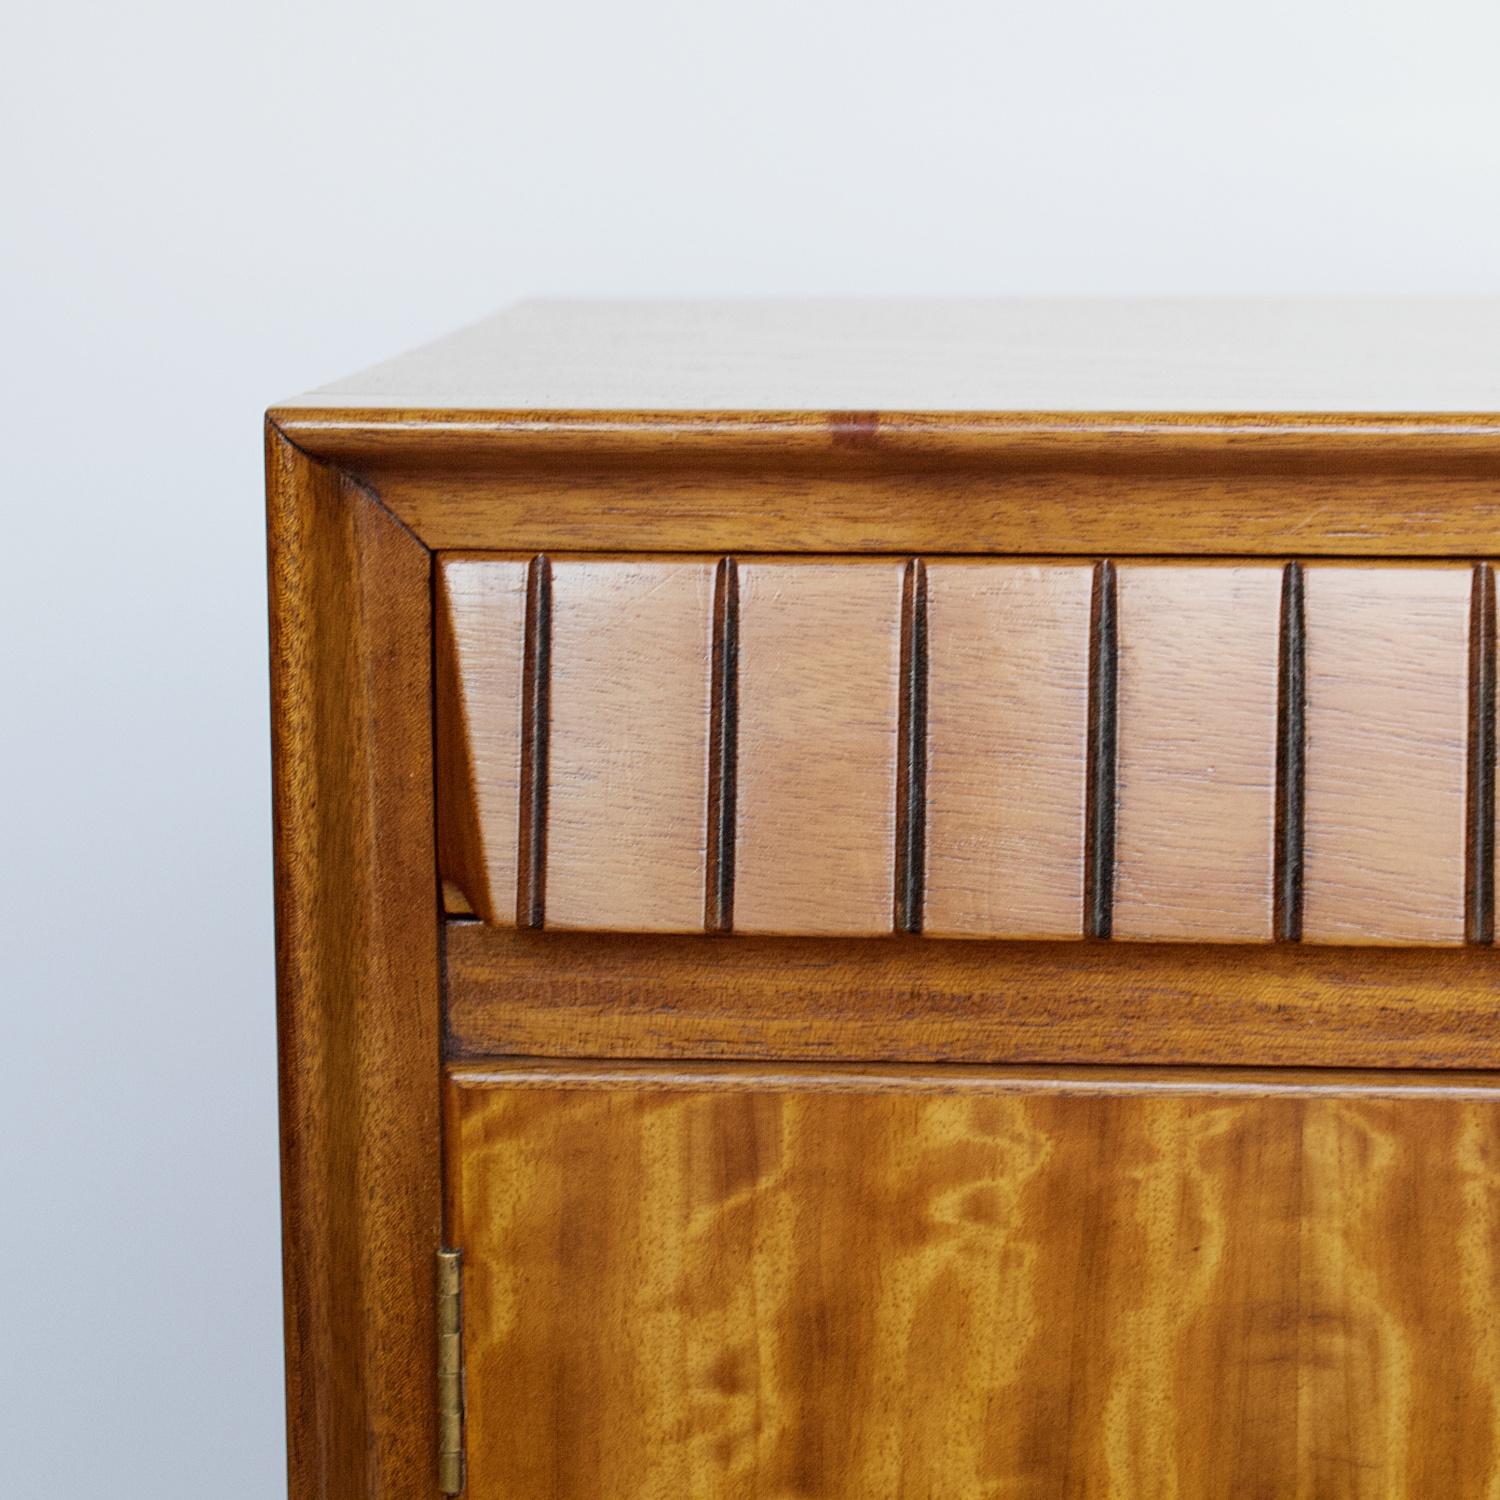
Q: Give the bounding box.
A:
[447,1062,1500,1500]
[437,553,1491,948]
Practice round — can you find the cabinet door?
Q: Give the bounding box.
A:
[447,1063,1500,1499]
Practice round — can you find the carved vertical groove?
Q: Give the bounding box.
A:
[1467,561,1495,944]
[1084,560,1117,940]
[1275,561,1306,943]
[517,554,552,928]
[895,558,929,933]
[706,557,740,933]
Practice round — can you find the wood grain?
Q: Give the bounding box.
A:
[267,302,1500,1500]
[733,560,905,936]
[277,414,1500,559]
[922,561,1092,938]
[544,557,716,931]
[1302,565,1472,945]
[390,469,1500,562]
[275,307,1500,556]
[266,422,441,1500]
[1113,564,1282,942]
[435,555,527,924]
[445,920,1500,1070]
[284,299,1500,412]
[449,1059,1500,1500]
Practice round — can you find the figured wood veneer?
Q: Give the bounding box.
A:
[544,558,716,932]
[1113,564,1283,942]
[1302,565,1473,945]
[449,1060,1500,1499]
[731,560,906,937]
[922,562,1093,938]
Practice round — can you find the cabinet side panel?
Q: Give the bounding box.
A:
[267,426,440,1500]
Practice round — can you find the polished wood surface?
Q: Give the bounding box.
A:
[1114,564,1282,942]
[733,560,906,936]
[268,302,1500,1500]
[449,1060,1500,1499]
[445,921,1500,1070]
[545,557,715,932]
[438,553,1487,946]
[286,299,1500,411]
[266,425,441,1499]
[435,555,527,925]
[279,411,1500,559]
[923,561,1092,939]
[1302,565,1472,945]
[274,302,1500,558]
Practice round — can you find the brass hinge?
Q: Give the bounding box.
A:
[437,1248,465,1495]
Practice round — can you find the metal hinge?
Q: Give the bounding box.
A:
[437,1248,466,1495]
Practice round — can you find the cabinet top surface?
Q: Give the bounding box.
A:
[281,298,1500,416]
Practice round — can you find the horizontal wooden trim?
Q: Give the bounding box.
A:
[447,1057,1500,1101]
[444,921,1500,1071]
[272,408,1500,470]
[269,410,1500,558]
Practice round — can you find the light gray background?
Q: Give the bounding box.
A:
[4,1,1498,1493]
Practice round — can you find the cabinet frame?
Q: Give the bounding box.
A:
[266,406,1500,1500]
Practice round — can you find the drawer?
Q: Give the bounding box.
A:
[438,552,1493,947]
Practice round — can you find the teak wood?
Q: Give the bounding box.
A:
[443,923,1500,1071]
[545,556,716,932]
[1301,564,1473,945]
[733,559,906,937]
[435,555,527,925]
[268,300,1500,1500]
[266,428,441,1499]
[1113,563,1282,943]
[432,551,1495,947]
[922,561,1093,939]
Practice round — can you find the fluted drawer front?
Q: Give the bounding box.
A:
[437,553,1493,946]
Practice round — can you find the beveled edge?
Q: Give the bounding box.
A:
[269,406,1500,470]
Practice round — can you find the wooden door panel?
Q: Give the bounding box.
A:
[448,1063,1500,1500]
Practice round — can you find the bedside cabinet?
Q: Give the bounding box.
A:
[268,300,1500,1499]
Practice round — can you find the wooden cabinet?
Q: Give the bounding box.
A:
[267,300,1500,1498]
